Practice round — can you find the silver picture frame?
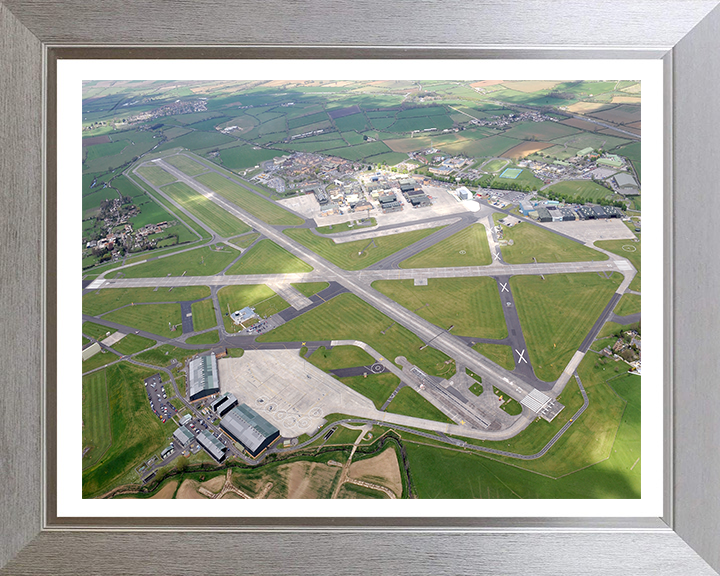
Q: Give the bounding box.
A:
[2,1,720,573]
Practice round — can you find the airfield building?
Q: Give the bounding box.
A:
[591,205,608,219]
[173,426,194,447]
[535,206,552,223]
[603,206,624,218]
[211,392,239,417]
[220,404,280,457]
[197,429,227,462]
[187,353,220,401]
[231,306,256,325]
[409,194,432,208]
[575,206,595,220]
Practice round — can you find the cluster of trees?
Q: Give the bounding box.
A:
[543,189,625,208]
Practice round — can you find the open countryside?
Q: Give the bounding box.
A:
[81,79,641,500]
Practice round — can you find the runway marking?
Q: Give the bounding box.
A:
[499,282,509,293]
[515,349,527,364]
[494,251,501,261]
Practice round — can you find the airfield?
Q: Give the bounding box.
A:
[80,80,642,500]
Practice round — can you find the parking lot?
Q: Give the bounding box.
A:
[143,373,177,424]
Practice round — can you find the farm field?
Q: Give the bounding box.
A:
[160,182,252,237]
[109,245,240,278]
[438,134,520,158]
[284,227,442,271]
[256,293,454,378]
[103,303,183,338]
[83,286,210,316]
[615,142,641,181]
[372,278,508,339]
[226,239,313,275]
[398,224,491,268]
[501,121,579,141]
[82,362,178,498]
[502,141,555,159]
[195,172,303,226]
[510,273,621,382]
[499,221,608,264]
[219,145,285,171]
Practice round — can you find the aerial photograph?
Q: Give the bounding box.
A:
[80,79,642,500]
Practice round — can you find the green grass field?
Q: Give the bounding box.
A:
[256,293,454,378]
[82,321,117,340]
[595,236,641,292]
[406,353,639,498]
[163,154,208,176]
[510,273,621,381]
[83,286,210,316]
[480,159,509,173]
[103,303,183,337]
[399,224,491,269]
[614,293,641,316]
[308,345,375,371]
[218,145,284,171]
[615,141,641,181]
[502,121,580,141]
[195,172,303,226]
[385,387,455,424]
[136,165,177,187]
[226,239,313,275]
[111,245,240,278]
[291,282,329,297]
[82,371,112,470]
[438,134,520,158]
[284,227,442,271]
[316,218,377,234]
[190,299,217,331]
[545,180,614,203]
[229,232,261,249]
[471,342,515,370]
[135,345,208,368]
[185,331,220,345]
[337,372,400,410]
[160,181,251,238]
[82,362,179,498]
[111,334,156,355]
[82,350,120,373]
[500,221,608,264]
[372,277,507,339]
[493,386,523,415]
[217,285,289,332]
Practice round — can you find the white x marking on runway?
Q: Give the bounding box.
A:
[494,251,501,261]
[500,282,509,293]
[516,349,527,364]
